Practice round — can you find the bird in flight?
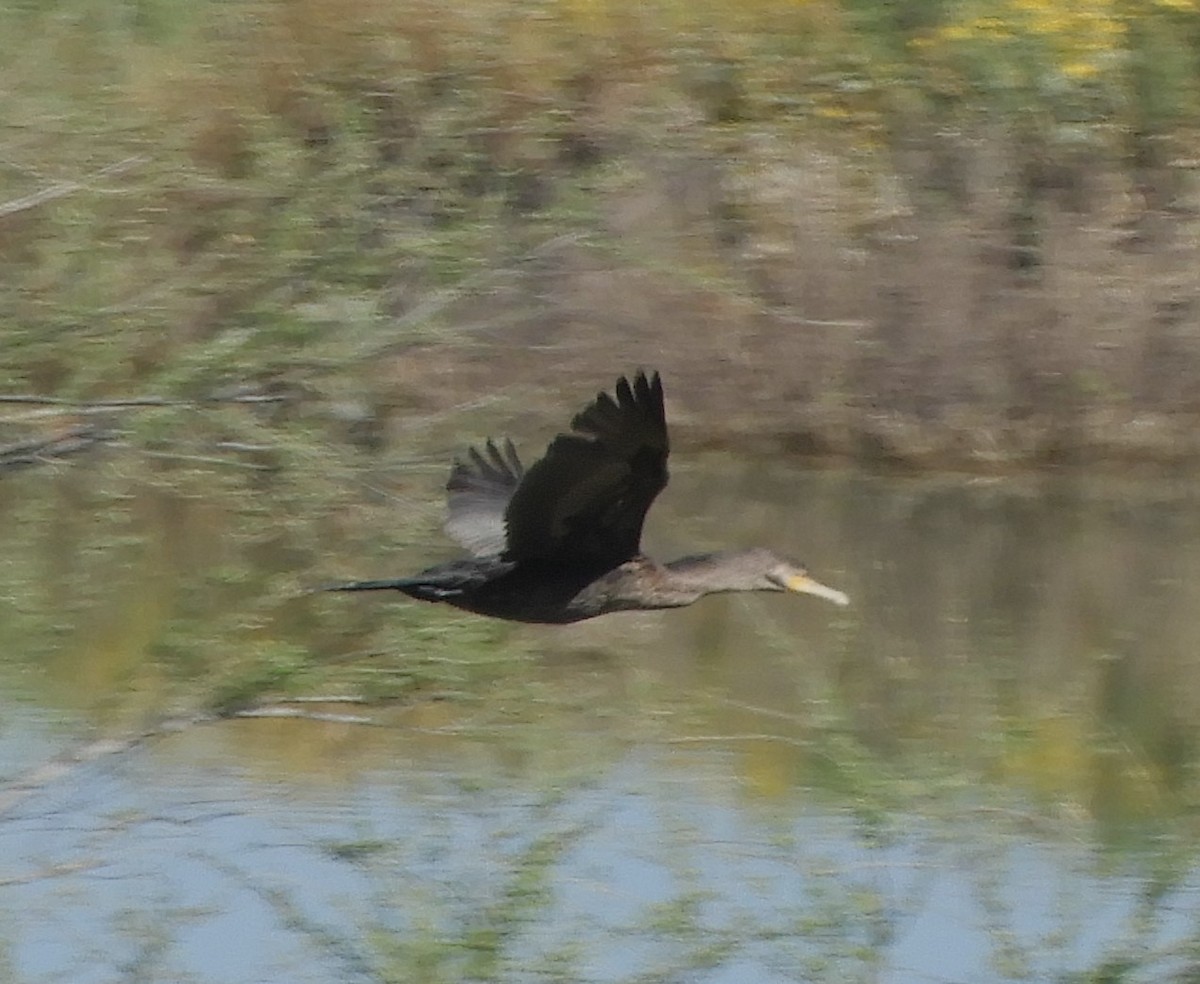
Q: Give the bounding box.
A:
[327,370,849,623]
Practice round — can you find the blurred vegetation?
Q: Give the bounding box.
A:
[5,0,1200,850]
[8,11,1200,974]
[2,0,1200,465]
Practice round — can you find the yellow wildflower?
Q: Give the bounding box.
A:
[1062,60,1101,79]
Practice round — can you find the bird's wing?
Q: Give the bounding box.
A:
[444,438,525,557]
[502,370,669,566]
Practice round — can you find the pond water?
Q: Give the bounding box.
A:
[3,450,1200,983]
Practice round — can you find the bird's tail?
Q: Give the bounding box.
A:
[321,578,420,593]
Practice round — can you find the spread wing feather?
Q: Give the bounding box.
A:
[444,437,524,556]
[502,370,668,567]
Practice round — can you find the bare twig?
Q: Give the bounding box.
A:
[0,713,212,817]
[353,230,589,361]
[0,702,386,817]
[0,426,115,472]
[0,393,287,408]
[212,441,276,453]
[230,707,377,725]
[115,446,276,471]
[264,695,371,704]
[0,155,149,220]
[0,860,104,888]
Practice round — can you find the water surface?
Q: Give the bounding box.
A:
[3,452,1200,982]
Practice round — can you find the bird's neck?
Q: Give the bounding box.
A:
[575,555,710,613]
[659,552,739,600]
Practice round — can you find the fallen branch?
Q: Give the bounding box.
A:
[115,445,277,471]
[261,694,371,704]
[352,230,589,361]
[0,394,293,472]
[0,155,148,220]
[0,702,384,817]
[0,713,210,817]
[230,706,377,725]
[0,393,288,408]
[0,426,115,472]
[0,860,104,888]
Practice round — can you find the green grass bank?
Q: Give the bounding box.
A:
[3,0,1200,468]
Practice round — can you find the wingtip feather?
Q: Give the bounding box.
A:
[448,436,523,492]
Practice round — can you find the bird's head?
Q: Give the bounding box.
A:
[763,554,850,607]
[667,547,849,606]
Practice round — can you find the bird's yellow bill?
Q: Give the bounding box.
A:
[785,573,850,607]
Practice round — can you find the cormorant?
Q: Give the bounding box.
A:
[327,371,849,623]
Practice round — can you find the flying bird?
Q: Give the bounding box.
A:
[327,371,849,623]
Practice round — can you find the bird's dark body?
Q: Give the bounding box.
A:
[339,556,673,624]
[327,371,848,622]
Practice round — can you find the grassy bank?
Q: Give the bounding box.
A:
[2,0,1200,468]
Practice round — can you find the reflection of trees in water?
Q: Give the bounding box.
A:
[6,454,1200,982]
[902,475,1200,831]
[652,460,1200,838]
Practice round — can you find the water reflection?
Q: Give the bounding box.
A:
[3,454,1200,981]
[656,460,1200,836]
